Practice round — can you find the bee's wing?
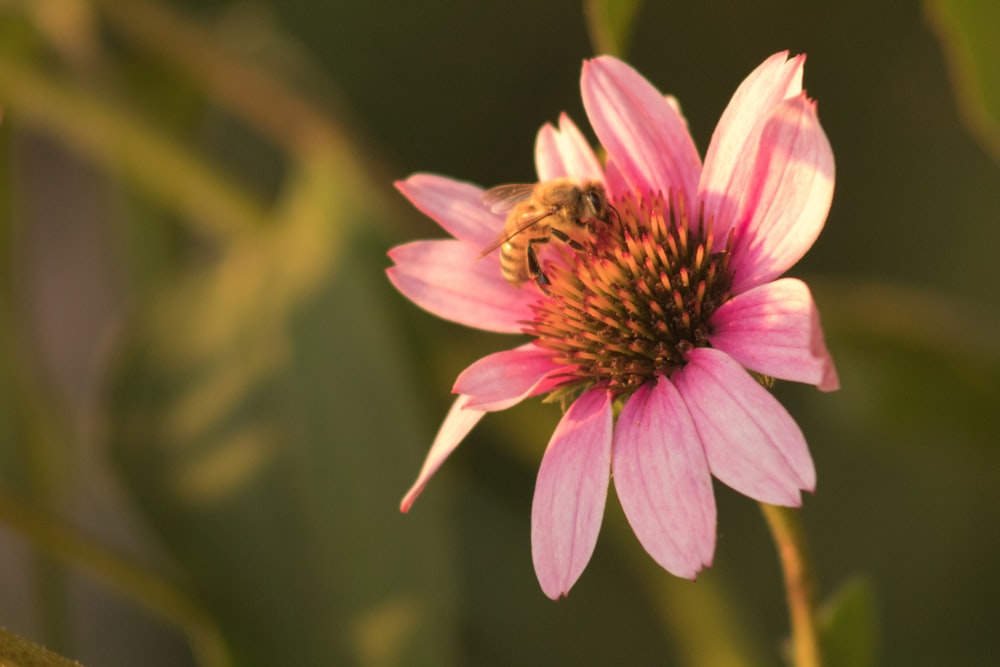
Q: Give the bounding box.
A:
[482,183,536,214]
[478,207,556,258]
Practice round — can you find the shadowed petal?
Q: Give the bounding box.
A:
[728,94,835,294]
[674,347,816,506]
[455,344,570,411]
[613,379,716,577]
[582,56,701,206]
[709,278,839,391]
[401,395,485,512]
[531,389,613,599]
[395,173,499,247]
[699,52,804,247]
[387,240,536,333]
[535,113,606,183]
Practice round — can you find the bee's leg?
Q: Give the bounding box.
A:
[526,239,551,291]
[549,228,586,252]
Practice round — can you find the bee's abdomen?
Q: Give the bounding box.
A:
[500,241,529,286]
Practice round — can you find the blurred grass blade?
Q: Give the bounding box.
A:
[926,0,1000,161]
[584,0,643,58]
[107,154,459,664]
[91,0,385,184]
[819,578,879,667]
[0,52,268,243]
[0,490,229,667]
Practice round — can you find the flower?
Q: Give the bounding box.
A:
[388,52,837,599]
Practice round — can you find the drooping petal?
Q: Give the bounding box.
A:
[699,52,804,247]
[454,343,570,411]
[531,389,613,599]
[612,379,716,577]
[395,173,499,247]
[674,347,816,506]
[535,113,606,183]
[708,278,839,391]
[727,94,835,294]
[400,395,486,512]
[387,240,536,333]
[582,56,701,207]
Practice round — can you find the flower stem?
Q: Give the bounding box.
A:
[760,503,824,667]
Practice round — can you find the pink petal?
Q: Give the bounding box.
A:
[387,240,536,333]
[531,389,613,599]
[673,347,816,506]
[612,379,716,578]
[454,343,570,411]
[581,56,701,207]
[708,278,839,391]
[401,395,486,512]
[699,52,804,247]
[664,95,688,130]
[728,94,835,294]
[602,159,630,202]
[395,173,499,247]
[535,113,606,183]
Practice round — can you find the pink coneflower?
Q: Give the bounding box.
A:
[388,52,838,599]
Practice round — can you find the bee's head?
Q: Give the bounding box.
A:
[580,182,611,224]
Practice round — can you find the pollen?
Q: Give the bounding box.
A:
[526,192,733,397]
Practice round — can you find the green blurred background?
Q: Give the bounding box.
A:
[0,0,997,665]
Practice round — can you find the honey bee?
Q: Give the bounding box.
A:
[479,178,612,288]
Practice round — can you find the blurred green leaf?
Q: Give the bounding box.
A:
[0,489,228,667]
[926,0,1000,161]
[817,281,1000,448]
[450,448,678,665]
[584,0,643,58]
[819,578,878,667]
[612,516,764,667]
[0,626,83,667]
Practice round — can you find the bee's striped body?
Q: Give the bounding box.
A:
[480,179,611,288]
